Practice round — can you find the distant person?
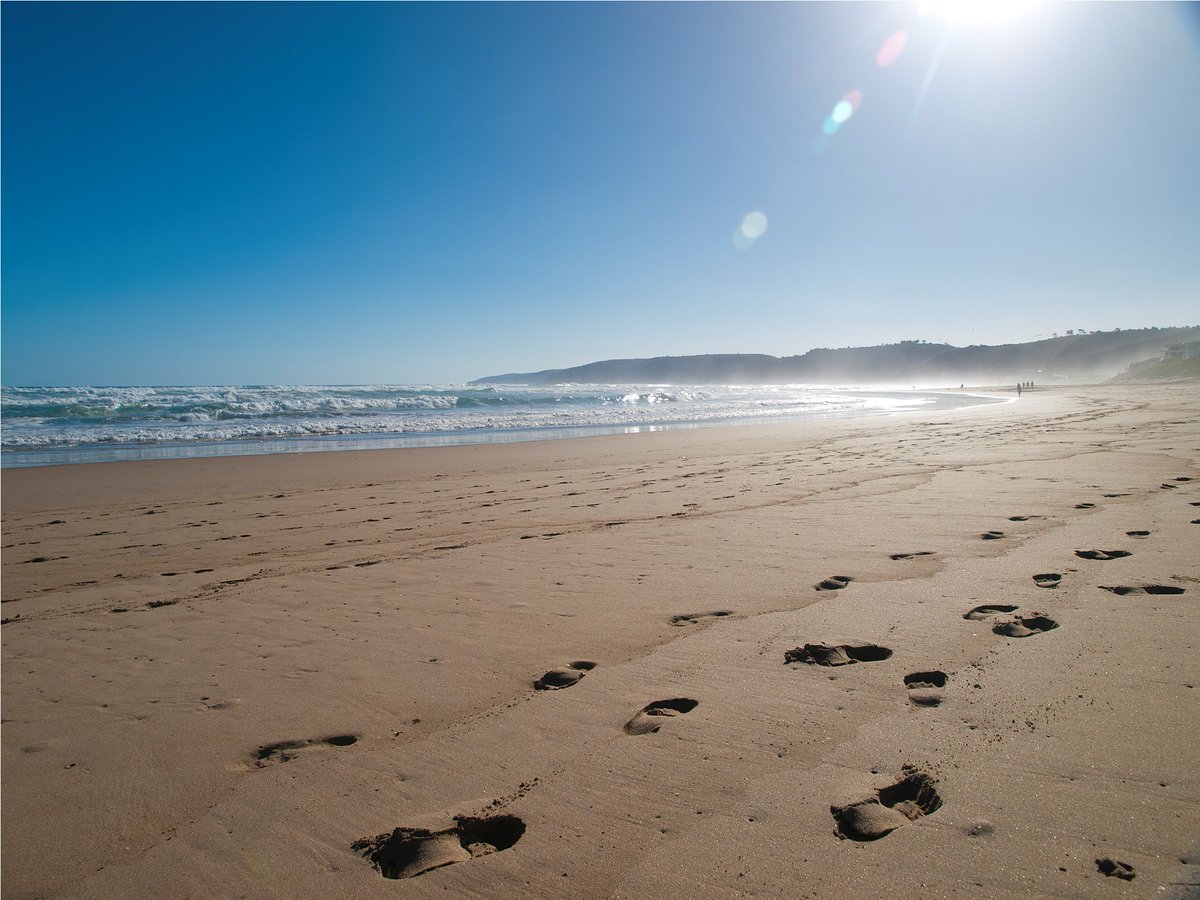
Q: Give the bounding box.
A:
[1017,383,1022,397]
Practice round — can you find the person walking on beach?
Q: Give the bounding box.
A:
[1017,383,1022,397]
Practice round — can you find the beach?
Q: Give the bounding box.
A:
[2,381,1198,897]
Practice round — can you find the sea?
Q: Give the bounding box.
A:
[0,384,1004,468]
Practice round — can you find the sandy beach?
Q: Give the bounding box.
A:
[2,382,1198,898]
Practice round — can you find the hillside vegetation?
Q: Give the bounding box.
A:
[473,326,1200,386]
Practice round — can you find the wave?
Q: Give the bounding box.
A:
[0,383,936,450]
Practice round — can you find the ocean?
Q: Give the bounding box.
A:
[0,384,1003,468]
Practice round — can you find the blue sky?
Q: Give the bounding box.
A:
[3,2,1198,385]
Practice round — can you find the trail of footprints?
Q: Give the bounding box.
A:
[258,480,1195,875]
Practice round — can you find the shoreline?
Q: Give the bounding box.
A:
[0,388,1007,469]
[3,382,1197,898]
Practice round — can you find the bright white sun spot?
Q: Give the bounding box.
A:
[918,0,1040,26]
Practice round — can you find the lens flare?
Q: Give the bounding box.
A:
[740,211,768,240]
[876,30,908,67]
[733,210,768,249]
[822,116,840,135]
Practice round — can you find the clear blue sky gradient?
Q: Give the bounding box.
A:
[3,2,1198,385]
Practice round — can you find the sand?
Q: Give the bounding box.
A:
[2,383,1198,898]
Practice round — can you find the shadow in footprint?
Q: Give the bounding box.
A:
[963,604,1018,620]
[534,661,597,690]
[904,671,947,707]
[980,531,1005,540]
[1125,530,1151,538]
[253,734,358,767]
[1075,549,1131,560]
[832,771,942,841]
[1075,503,1096,509]
[353,814,525,880]
[1096,858,1135,881]
[815,575,854,591]
[670,610,732,627]
[624,698,698,735]
[889,551,933,561]
[1099,584,1185,596]
[1033,573,1061,589]
[993,615,1058,638]
[785,642,892,666]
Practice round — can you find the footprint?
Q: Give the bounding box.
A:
[1095,858,1135,880]
[1033,573,1061,589]
[1074,549,1132,560]
[1125,530,1151,538]
[815,575,854,591]
[980,531,1005,540]
[1099,584,1185,596]
[889,551,933,560]
[670,610,732,627]
[623,698,698,735]
[785,642,892,666]
[1075,503,1096,509]
[963,604,1018,620]
[533,660,597,690]
[1160,483,1178,490]
[353,814,525,880]
[992,614,1058,638]
[904,671,947,707]
[831,770,942,841]
[252,734,358,767]
[1176,476,1194,482]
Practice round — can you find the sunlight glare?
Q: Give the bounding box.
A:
[918,0,1040,26]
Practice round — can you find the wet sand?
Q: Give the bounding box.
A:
[3,383,1198,898]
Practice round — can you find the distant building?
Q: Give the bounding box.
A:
[1164,341,1200,360]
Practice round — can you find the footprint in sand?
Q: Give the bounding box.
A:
[623,698,699,735]
[251,734,358,767]
[831,770,942,841]
[785,642,892,666]
[1160,483,1179,490]
[533,660,597,690]
[1095,858,1136,880]
[670,610,733,627]
[962,604,1018,620]
[1125,530,1151,539]
[815,575,854,591]
[889,551,934,561]
[1099,584,1185,596]
[1075,549,1132,561]
[1033,573,1062,589]
[980,531,1005,540]
[992,614,1058,638]
[1075,502,1096,509]
[353,814,526,880]
[904,671,948,707]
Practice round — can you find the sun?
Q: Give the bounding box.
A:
[918,0,1041,26]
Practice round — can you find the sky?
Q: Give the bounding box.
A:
[2,1,1198,386]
